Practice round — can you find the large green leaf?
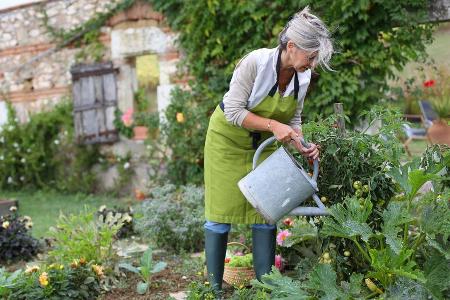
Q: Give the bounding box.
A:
[251,267,308,299]
[140,247,153,278]
[381,202,414,254]
[303,264,347,300]
[367,248,425,287]
[321,197,373,242]
[151,261,167,274]
[283,218,318,248]
[423,253,450,299]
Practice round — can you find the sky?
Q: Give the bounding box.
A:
[0,0,43,10]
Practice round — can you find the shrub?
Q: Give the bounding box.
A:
[0,101,100,193]
[134,184,204,252]
[1,261,102,300]
[0,210,40,263]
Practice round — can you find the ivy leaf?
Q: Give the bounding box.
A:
[381,202,414,254]
[321,197,373,242]
[251,267,308,299]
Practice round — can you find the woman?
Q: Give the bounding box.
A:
[203,6,334,291]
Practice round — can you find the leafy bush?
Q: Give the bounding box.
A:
[0,261,102,300]
[47,209,120,268]
[0,211,40,263]
[299,106,403,206]
[0,101,100,193]
[150,0,434,185]
[134,184,204,252]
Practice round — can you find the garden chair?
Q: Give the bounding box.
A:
[402,100,437,156]
[418,100,439,129]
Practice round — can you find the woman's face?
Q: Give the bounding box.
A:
[286,41,317,72]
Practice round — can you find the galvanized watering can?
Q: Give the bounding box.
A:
[238,136,329,224]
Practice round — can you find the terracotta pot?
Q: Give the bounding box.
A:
[132,126,148,140]
[0,199,18,217]
[428,120,450,146]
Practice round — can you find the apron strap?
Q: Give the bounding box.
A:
[268,48,300,100]
[268,48,282,97]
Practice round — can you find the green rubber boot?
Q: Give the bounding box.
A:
[204,228,228,292]
[252,227,276,281]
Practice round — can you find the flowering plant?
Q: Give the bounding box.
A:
[2,260,102,299]
[422,71,450,119]
[0,206,40,263]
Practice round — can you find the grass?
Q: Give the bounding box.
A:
[0,190,133,238]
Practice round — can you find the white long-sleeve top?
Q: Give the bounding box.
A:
[222,47,311,130]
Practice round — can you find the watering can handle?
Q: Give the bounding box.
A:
[252,136,319,182]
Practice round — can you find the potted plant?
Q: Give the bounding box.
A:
[133,111,160,140]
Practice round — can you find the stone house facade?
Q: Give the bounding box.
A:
[0,0,184,191]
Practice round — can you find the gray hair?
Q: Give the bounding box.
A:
[279,6,334,71]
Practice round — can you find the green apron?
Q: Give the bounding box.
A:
[204,64,300,224]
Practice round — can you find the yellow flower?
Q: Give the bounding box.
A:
[92,264,104,278]
[39,272,49,287]
[71,259,79,268]
[79,257,87,265]
[176,112,185,123]
[25,265,40,274]
[2,221,10,229]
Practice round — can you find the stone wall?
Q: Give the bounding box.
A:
[0,0,183,192]
[0,0,181,123]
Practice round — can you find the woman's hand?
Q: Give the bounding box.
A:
[270,121,299,143]
[270,121,319,159]
[292,139,320,160]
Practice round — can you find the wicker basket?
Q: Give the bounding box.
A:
[223,242,255,287]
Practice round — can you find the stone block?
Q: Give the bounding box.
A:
[157,84,175,120]
[111,26,174,58]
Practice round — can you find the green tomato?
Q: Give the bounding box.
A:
[355,189,363,197]
[353,181,362,190]
[344,250,351,257]
[362,185,370,193]
[320,196,328,203]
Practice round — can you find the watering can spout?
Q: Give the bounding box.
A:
[288,194,329,216]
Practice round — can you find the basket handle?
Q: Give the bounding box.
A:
[227,242,251,253]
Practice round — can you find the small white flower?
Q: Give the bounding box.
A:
[41,162,46,167]
[2,221,10,229]
[14,118,19,123]
[21,158,26,163]
[13,142,19,148]
[64,131,68,136]
[20,176,25,181]
[98,205,106,212]
[25,222,33,229]
[0,155,3,160]
[54,140,60,145]
[123,162,130,169]
[9,206,17,212]
[22,216,31,222]
[27,148,31,153]
[8,125,14,131]
[0,137,4,143]
[7,177,13,184]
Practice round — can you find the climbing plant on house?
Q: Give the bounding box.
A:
[151,0,434,185]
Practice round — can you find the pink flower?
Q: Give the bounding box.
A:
[276,230,291,246]
[121,108,134,127]
[275,254,284,271]
[283,218,294,227]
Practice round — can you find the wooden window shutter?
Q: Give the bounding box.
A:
[71,62,119,144]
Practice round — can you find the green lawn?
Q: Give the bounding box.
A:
[0,190,131,238]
